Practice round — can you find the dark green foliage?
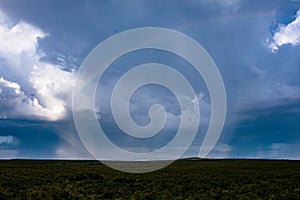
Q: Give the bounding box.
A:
[1,159,300,199]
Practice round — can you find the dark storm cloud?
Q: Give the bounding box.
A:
[0,0,300,158]
[228,98,300,158]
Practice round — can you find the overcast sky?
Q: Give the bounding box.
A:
[0,0,300,160]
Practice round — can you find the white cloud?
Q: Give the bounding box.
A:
[0,20,44,56]
[29,64,75,119]
[269,9,300,52]
[0,135,19,159]
[0,135,14,144]
[0,76,68,120]
[0,10,75,121]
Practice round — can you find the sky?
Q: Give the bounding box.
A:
[0,0,300,160]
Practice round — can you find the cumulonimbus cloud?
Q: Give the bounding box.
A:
[0,10,75,121]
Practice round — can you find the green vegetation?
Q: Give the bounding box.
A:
[1,159,300,199]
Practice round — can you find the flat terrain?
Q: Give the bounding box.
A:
[1,159,300,199]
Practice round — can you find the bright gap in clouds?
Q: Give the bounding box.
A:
[0,10,75,121]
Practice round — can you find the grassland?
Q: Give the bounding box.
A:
[1,159,300,199]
